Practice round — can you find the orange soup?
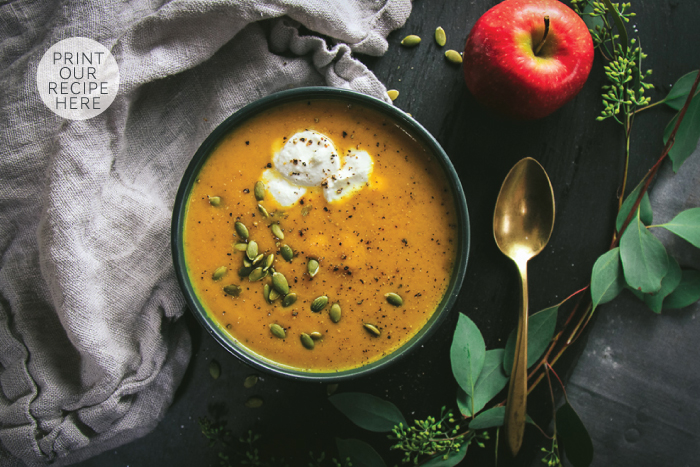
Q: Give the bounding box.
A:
[182,98,459,372]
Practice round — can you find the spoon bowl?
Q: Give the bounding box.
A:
[493,157,555,456]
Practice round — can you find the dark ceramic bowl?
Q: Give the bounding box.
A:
[171,86,470,382]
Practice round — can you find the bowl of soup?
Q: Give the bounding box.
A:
[172,87,469,381]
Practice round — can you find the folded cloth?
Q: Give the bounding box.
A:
[0,1,411,465]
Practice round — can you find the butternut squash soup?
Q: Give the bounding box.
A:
[178,92,466,374]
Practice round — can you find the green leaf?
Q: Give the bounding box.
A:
[616,181,653,232]
[665,70,700,111]
[329,393,406,432]
[450,313,486,398]
[619,210,669,293]
[469,406,534,430]
[556,402,594,467]
[503,306,558,375]
[457,349,509,417]
[659,207,700,248]
[421,443,468,467]
[663,91,700,172]
[664,268,700,309]
[335,438,387,467]
[469,406,506,430]
[602,0,628,55]
[591,247,626,310]
[628,256,682,313]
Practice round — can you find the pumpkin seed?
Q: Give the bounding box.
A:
[208,196,221,206]
[244,375,258,388]
[270,323,286,339]
[311,295,329,313]
[252,253,265,267]
[307,258,319,278]
[245,397,263,408]
[243,258,252,268]
[209,360,221,380]
[254,181,265,201]
[257,203,269,218]
[363,323,381,337]
[269,288,280,302]
[445,49,463,64]
[281,245,294,262]
[270,223,285,240]
[385,292,403,307]
[212,266,227,281]
[238,265,253,277]
[223,284,242,297]
[263,254,275,271]
[271,272,289,295]
[248,267,265,282]
[387,89,399,101]
[400,34,421,47]
[246,241,258,261]
[310,331,323,340]
[435,26,447,47]
[235,221,249,240]
[282,293,297,307]
[263,283,271,303]
[300,333,315,350]
[234,242,248,251]
[329,303,342,323]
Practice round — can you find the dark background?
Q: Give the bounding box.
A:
[77,1,700,466]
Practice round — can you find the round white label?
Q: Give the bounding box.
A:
[36,37,120,120]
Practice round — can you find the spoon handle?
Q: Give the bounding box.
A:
[504,259,529,456]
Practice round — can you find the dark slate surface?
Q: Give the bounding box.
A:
[76,1,700,466]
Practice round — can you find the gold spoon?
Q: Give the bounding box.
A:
[493,157,555,456]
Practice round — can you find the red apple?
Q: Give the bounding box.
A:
[463,0,594,120]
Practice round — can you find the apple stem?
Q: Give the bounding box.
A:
[534,16,550,56]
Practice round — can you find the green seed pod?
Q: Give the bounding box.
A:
[254,181,265,201]
[212,266,227,281]
[235,221,249,240]
[385,292,403,307]
[401,35,421,47]
[311,295,329,313]
[280,244,294,262]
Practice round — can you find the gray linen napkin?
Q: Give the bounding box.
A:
[0,1,411,465]
[564,146,700,466]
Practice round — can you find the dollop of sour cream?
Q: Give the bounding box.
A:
[262,130,373,206]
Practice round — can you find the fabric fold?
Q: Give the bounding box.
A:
[0,0,411,465]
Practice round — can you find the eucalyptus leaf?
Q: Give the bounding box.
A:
[421,443,468,467]
[664,268,700,310]
[556,402,594,467]
[628,256,682,313]
[619,210,669,294]
[329,393,406,432]
[659,207,700,248]
[469,406,506,430]
[335,438,387,467]
[602,0,628,55]
[663,91,700,172]
[591,247,626,310]
[450,313,486,398]
[503,306,558,375]
[457,349,509,417]
[469,406,535,430]
[664,70,700,111]
[616,181,653,232]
